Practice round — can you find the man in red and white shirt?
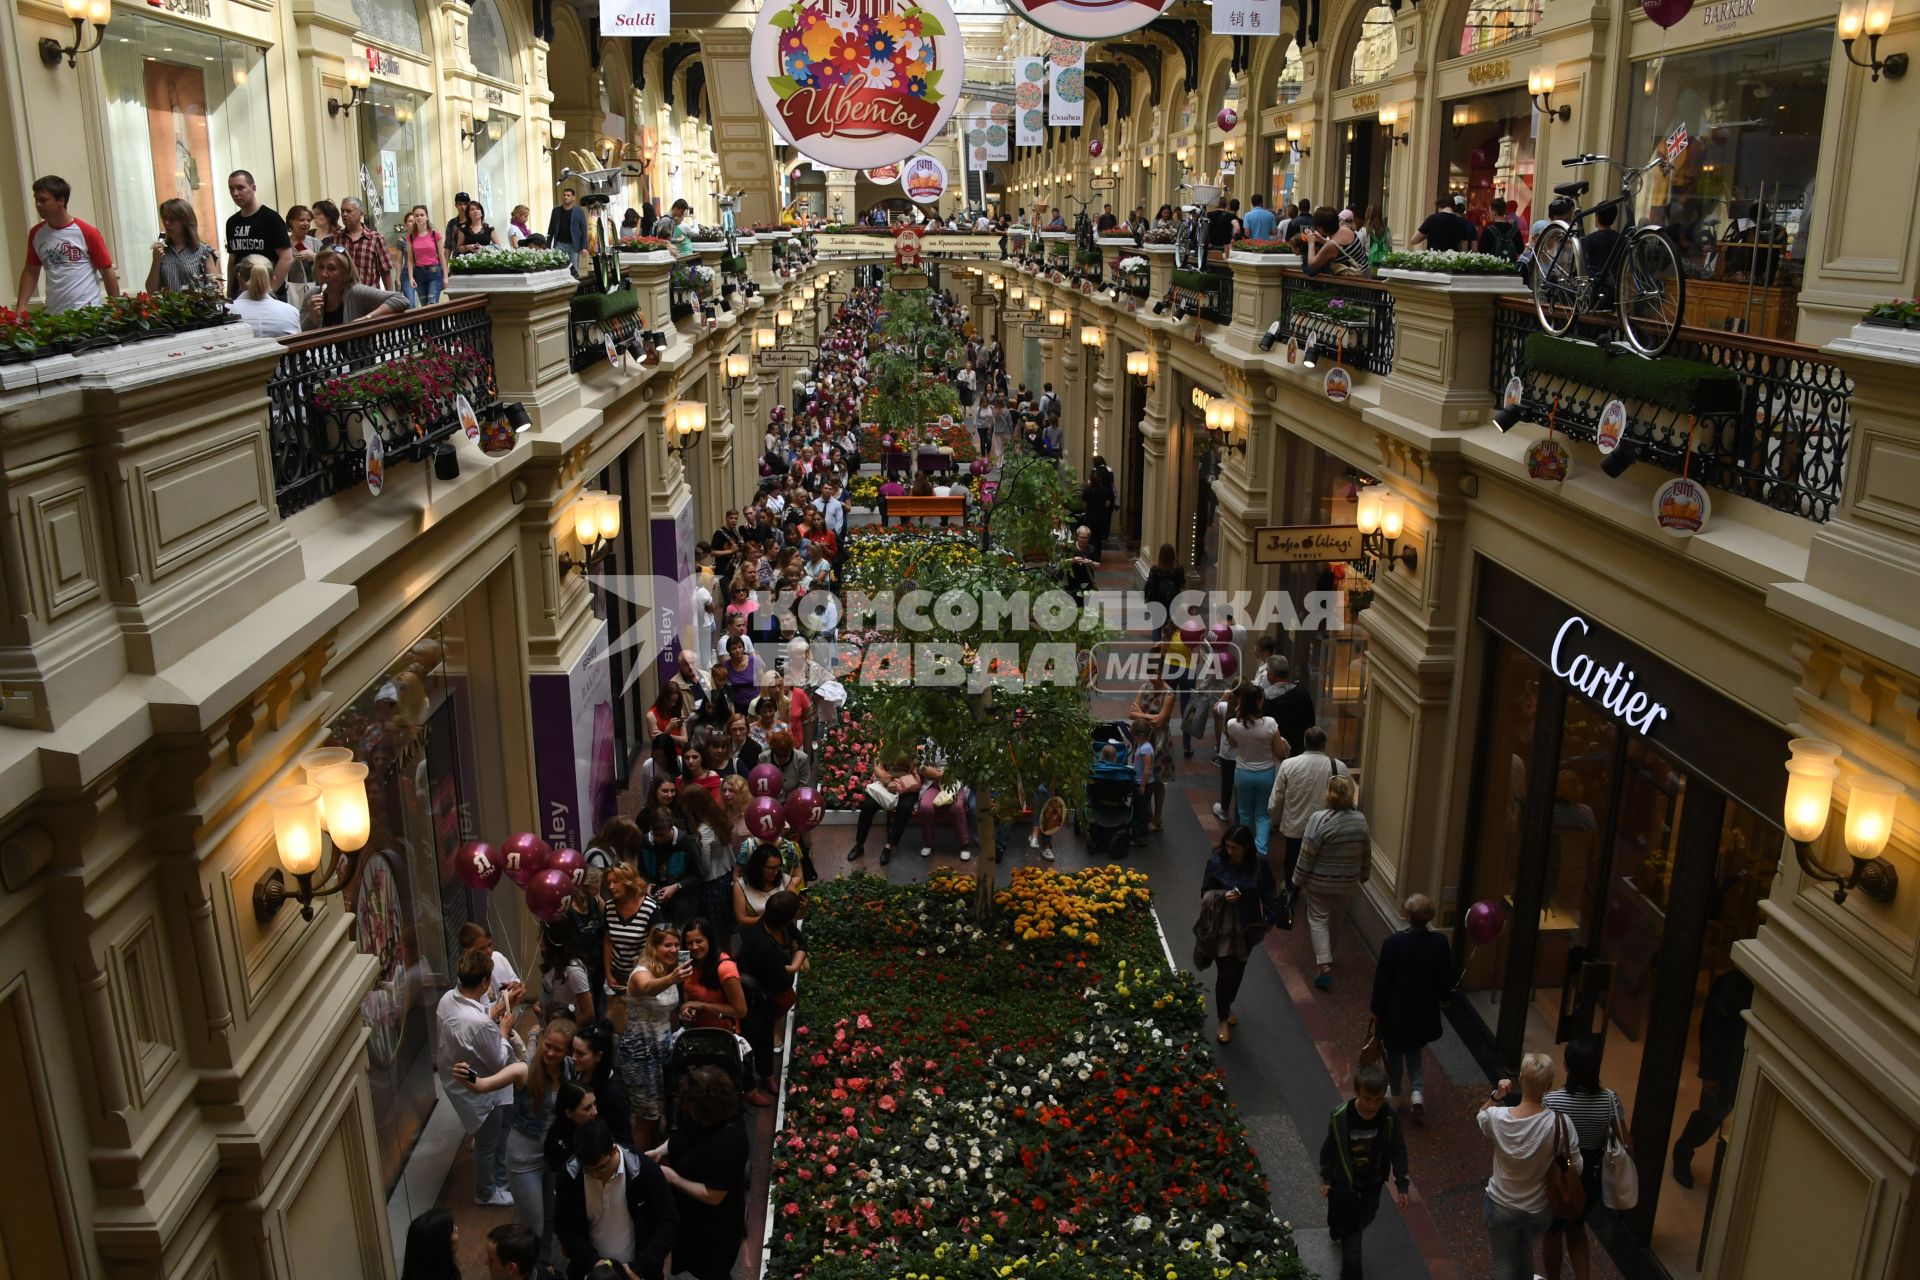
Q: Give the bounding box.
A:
[14,174,118,315]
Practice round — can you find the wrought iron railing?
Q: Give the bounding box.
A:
[269,297,498,516]
[1280,270,1395,374]
[1117,273,1151,301]
[570,283,647,372]
[1489,297,1850,522]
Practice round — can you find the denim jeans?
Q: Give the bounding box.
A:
[505,1127,548,1234]
[412,264,443,305]
[1483,1195,1551,1280]
[471,1104,510,1199]
[1386,1046,1425,1096]
[1234,763,1277,853]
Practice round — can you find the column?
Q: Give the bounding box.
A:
[1133,335,1176,579]
[737,377,766,509]
[1058,339,1083,474]
[1086,330,1115,478]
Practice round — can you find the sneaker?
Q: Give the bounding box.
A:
[1410,1089,1425,1119]
[847,844,866,862]
[476,1188,514,1207]
[959,848,972,862]
[1042,846,1055,861]
[1211,802,1226,821]
[920,846,933,859]
[1312,971,1332,991]
[880,846,894,865]
[1029,831,1041,850]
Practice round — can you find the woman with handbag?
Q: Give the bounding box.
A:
[1477,1052,1581,1280]
[1544,1036,1632,1279]
[1199,824,1279,1045]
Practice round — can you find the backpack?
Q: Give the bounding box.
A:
[1485,220,1521,261]
[1366,228,1391,268]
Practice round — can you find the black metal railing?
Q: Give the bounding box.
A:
[1118,273,1151,301]
[269,297,498,516]
[1280,270,1395,374]
[570,285,647,372]
[1490,297,1850,522]
[1201,263,1234,324]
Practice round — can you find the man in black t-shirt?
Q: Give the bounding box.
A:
[1578,204,1624,310]
[1411,195,1475,253]
[223,169,291,299]
[711,509,741,580]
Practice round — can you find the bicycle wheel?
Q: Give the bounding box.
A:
[1618,231,1685,358]
[1531,224,1580,336]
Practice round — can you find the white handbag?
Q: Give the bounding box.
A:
[865,780,900,811]
[1601,1110,1639,1210]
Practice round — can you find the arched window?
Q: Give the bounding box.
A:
[1346,4,1396,87]
[1455,0,1542,57]
[469,0,509,79]
[1269,39,1304,106]
[352,0,424,54]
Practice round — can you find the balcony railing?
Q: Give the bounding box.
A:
[1280,270,1395,374]
[1490,298,1850,523]
[571,282,647,372]
[269,297,498,516]
[1118,272,1151,301]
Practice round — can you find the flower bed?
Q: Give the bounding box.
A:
[1375,249,1517,275]
[857,420,980,464]
[447,246,573,274]
[769,872,1306,1280]
[0,287,234,362]
[840,526,982,595]
[619,235,673,253]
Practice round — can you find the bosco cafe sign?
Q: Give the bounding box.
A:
[753,0,964,170]
[1549,615,1669,735]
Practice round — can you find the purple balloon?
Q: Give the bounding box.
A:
[783,786,825,833]
[1178,621,1206,650]
[1464,899,1510,947]
[1217,648,1239,680]
[502,832,552,887]
[526,868,573,922]
[746,795,786,841]
[749,763,786,799]
[970,458,988,477]
[453,841,501,891]
[547,846,586,889]
[1641,0,1691,28]
[1209,623,1233,647]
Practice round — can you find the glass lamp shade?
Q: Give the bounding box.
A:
[1377,492,1406,541]
[311,763,370,852]
[1378,106,1398,128]
[1783,757,1838,844]
[551,117,567,141]
[726,353,751,379]
[300,747,354,785]
[1845,776,1901,859]
[776,309,795,327]
[473,99,490,124]
[1126,351,1149,377]
[1355,487,1384,534]
[594,493,621,540]
[62,0,87,18]
[1048,308,1068,327]
[1865,0,1892,36]
[1010,287,1024,302]
[574,500,600,546]
[270,785,325,877]
[756,328,776,350]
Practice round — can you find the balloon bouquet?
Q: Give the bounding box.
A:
[453,782,826,923]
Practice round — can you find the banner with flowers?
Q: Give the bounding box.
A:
[753,0,966,171]
[985,101,1011,160]
[965,112,990,171]
[1047,38,1085,127]
[1014,55,1045,146]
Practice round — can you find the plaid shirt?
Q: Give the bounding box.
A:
[335,224,393,289]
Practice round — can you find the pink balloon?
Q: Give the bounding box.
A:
[746,794,786,841]
[1217,648,1239,680]
[1208,623,1233,647]
[547,846,586,889]
[1641,0,1691,28]
[1216,107,1239,133]
[526,868,573,922]
[502,832,552,888]
[1088,138,1104,158]
[453,841,502,891]
[970,458,989,477]
[1178,621,1206,649]
[1464,899,1510,947]
[783,786,825,833]
[749,763,786,799]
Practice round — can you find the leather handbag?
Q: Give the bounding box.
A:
[1602,1109,1639,1210]
[1545,1115,1587,1220]
[1357,1016,1385,1069]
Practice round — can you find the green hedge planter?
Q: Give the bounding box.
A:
[569,286,641,324]
[1171,268,1222,292]
[728,255,750,274]
[1524,333,1743,415]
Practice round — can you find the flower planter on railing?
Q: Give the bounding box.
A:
[0,286,239,365]
[1372,264,1520,422]
[569,282,646,372]
[446,247,574,277]
[1280,271,1394,374]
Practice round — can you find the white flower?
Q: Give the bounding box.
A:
[924,1135,938,1151]
[1131,1215,1153,1233]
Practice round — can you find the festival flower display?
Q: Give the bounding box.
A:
[857,418,980,463]
[770,873,1307,1279]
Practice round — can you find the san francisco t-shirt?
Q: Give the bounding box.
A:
[224,205,291,298]
[27,218,113,314]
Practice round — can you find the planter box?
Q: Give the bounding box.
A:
[1096,235,1138,247]
[444,266,579,293]
[1377,268,1520,292]
[618,250,677,267]
[1226,251,1303,268]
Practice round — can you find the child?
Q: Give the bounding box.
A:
[1320,1061,1411,1280]
[1129,716,1155,844]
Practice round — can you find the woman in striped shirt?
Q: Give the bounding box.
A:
[1292,773,1371,989]
[1544,1036,1629,1280]
[602,865,658,991]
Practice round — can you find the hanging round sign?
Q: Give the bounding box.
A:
[754,0,965,170]
[1007,0,1169,40]
[1287,336,1300,365]
[455,393,480,442]
[1525,437,1570,483]
[900,153,949,204]
[1502,375,1523,410]
[1088,138,1103,157]
[1323,365,1352,403]
[864,163,902,183]
[365,432,385,496]
[1653,476,1711,537]
[1595,399,1628,455]
[1216,106,1239,133]
[1641,0,1693,28]
[605,334,620,367]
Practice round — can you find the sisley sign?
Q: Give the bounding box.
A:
[601,0,667,33]
[1550,615,1670,736]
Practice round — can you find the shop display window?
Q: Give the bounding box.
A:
[474,113,521,223]
[357,84,431,226]
[1626,27,1832,340]
[1442,87,1536,228]
[100,15,273,272]
[1453,0,1543,57]
[353,0,425,54]
[468,0,511,80]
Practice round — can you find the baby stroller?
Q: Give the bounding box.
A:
[1083,722,1137,858]
[664,1026,753,1127]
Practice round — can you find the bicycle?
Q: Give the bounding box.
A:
[1530,151,1686,358]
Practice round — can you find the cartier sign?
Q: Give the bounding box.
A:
[1550,615,1669,735]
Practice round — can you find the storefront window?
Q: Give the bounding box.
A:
[468,0,510,80]
[1270,38,1303,106]
[1454,0,1542,57]
[1332,120,1389,220]
[1346,4,1397,86]
[353,0,425,54]
[1442,87,1536,227]
[1627,27,1832,340]
[473,112,521,223]
[357,85,431,225]
[100,15,273,272]
[1459,641,1541,1025]
[1269,137,1300,215]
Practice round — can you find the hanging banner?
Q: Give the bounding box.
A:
[1212,0,1278,34]
[901,152,949,203]
[600,0,667,34]
[1014,55,1046,146]
[753,0,965,170]
[1047,38,1085,126]
[986,101,1011,161]
[966,113,990,171]
[1012,0,1168,40]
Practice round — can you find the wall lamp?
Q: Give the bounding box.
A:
[664,399,708,459]
[327,55,371,116]
[1048,306,1069,327]
[1287,125,1311,158]
[1783,739,1901,905]
[253,749,372,922]
[542,117,567,156]
[1378,105,1410,146]
[1202,397,1246,457]
[724,352,751,391]
[755,326,777,352]
[461,100,491,146]
[1528,67,1571,123]
[1451,103,1470,138]
[1839,1,1908,80]
[1355,485,1417,572]
[1126,349,1156,390]
[40,0,109,68]
[560,489,622,573]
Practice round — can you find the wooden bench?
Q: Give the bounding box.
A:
[880,494,967,526]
